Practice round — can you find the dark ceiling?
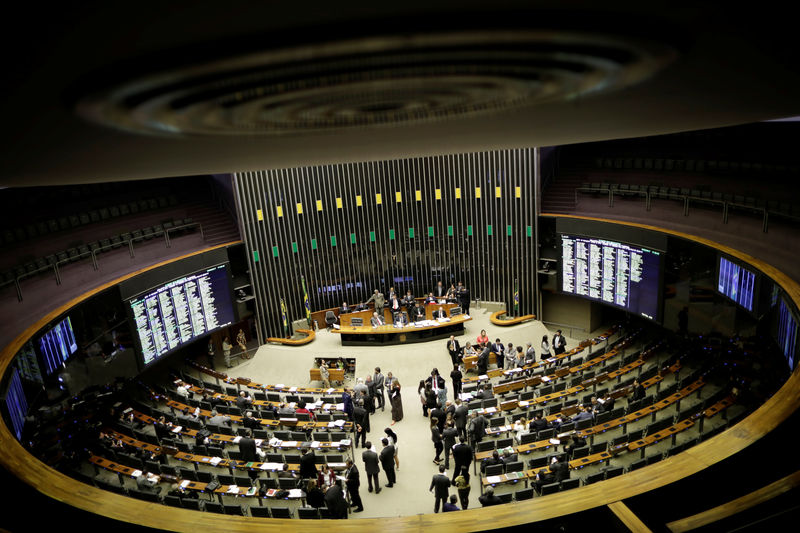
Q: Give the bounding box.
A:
[3,1,800,187]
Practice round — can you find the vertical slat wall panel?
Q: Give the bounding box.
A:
[234,149,537,338]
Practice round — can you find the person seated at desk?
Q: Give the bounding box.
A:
[393,311,409,327]
[529,414,550,433]
[501,448,518,464]
[596,394,615,413]
[355,301,368,311]
[446,283,458,303]
[425,292,437,305]
[478,487,502,507]
[277,403,296,416]
[241,411,260,429]
[572,406,594,423]
[463,341,477,358]
[412,302,426,322]
[206,409,232,427]
[176,381,191,398]
[532,467,555,493]
[370,311,386,327]
[236,390,253,411]
[402,290,415,314]
[296,401,315,421]
[340,301,352,314]
[433,306,448,319]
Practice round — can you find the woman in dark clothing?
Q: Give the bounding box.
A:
[425,384,437,415]
[390,382,403,425]
[306,480,325,508]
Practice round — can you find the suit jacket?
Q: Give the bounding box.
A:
[434,285,447,297]
[379,445,395,470]
[340,305,351,314]
[362,449,380,475]
[551,461,570,482]
[324,484,348,519]
[430,473,450,498]
[452,443,473,465]
[353,405,370,433]
[394,312,409,325]
[370,316,386,326]
[442,427,458,449]
[389,296,401,311]
[412,307,426,321]
[454,405,468,429]
[469,415,487,438]
[299,451,318,478]
[426,374,446,390]
[238,437,257,462]
[236,396,252,411]
[367,292,385,308]
[430,408,445,431]
[433,309,447,319]
[345,464,360,489]
[374,372,385,393]
[447,339,461,358]
[479,493,502,506]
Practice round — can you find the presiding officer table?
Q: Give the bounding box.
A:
[332,303,471,346]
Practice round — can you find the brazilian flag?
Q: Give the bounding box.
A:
[513,279,520,313]
[280,298,289,336]
[301,275,312,326]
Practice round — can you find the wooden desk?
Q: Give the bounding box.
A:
[309,368,345,384]
[332,314,472,346]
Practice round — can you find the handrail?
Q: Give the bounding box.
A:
[3,222,205,302]
[541,320,587,339]
[265,328,316,345]
[2,218,800,531]
[490,310,536,326]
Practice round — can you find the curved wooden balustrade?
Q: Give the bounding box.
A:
[2,218,800,532]
[490,310,536,326]
[266,328,316,346]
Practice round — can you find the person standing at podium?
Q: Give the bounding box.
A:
[366,289,385,315]
[434,281,446,299]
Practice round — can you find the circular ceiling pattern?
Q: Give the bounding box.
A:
[77,31,677,137]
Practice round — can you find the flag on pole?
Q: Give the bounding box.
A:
[513,279,520,313]
[280,297,289,336]
[301,275,312,326]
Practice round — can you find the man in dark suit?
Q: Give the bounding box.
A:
[477,345,491,375]
[433,305,448,319]
[457,283,470,314]
[480,450,504,474]
[389,294,401,313]
[553,329,566,355]
[411,302,426,322]
[451,437,473,482]
[241,411,260,430]
[630,379,646,402]
[430,405,446,433]
[238,430,257,462]
[533,467,555,493]
[353,399,370,448]
[468,411,488,446]
[340,301,352,314]
[236,391,253,412]
[393,311,409,326]
[434,281,446,298]
[362,441,381,493]
[324,480,349,519]
[529,414,550,433]
[429,464,451,513]
[299,448,318,479]
[453,399,469,440]
[373,367,385,411]
[426,368,446,391]
[442,420,458,469]
[402,290,415,315]
[345,459,363,513]
[379,438,396,487]
[478,487,502,506]
[446,335,461,365]
[551,456,570,483]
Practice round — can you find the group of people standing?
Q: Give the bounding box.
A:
[361,281,471,324]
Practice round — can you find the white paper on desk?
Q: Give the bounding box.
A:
[255,439,263,447]
[487,476,502,483]
[210,457,223,466]
[339,439,351,446]
[437,317,450,322]
[519,401,529,407]
[275,384,285,389]
[233,436,242,444]
[549,438,560,445]
[336,403,345,411]
[541,375,551,382]
[314,400,323,407]
[327,421,335,428]
[326,388,335,394]
[333,324,341,329]
[311,441,321,448]
[227,485,240,494]
[288,489,304,498]
[269,437,282,446]
[463,315,470,319]
[131,469,143,478]
[479,375,489,381]
[180,480,191,488]
[334,420,346,427]
[459,393,473,401]
[485,407,497,413]
[260,462,282,470]
[171,426,183,433]
[328,462,346,468]
[283,441,298,447]
[336,475,347,481]
[289,387,297,393]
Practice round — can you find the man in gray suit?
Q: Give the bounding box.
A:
[429,464,450,513]
[373,367,385,411]
[366,290,385,314]
[362,441,381,493]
